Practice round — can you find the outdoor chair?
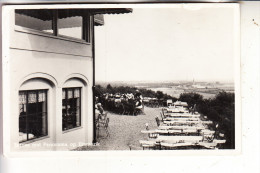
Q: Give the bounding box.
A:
[139,140,156,150]
[129,144,143,151]
[155,117,161,127]
[125,103,135,116]
[160,142,178,150]
[96,113,110,138]
[142,144,156,150]
[162,108,165,115]
[134,108,142,116]
[161,108,170,117]
[99,112,107,123]
[148,132,158,139]
[204,134,214,142]
[160,112,166,121]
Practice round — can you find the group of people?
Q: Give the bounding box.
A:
[95,90,144,116]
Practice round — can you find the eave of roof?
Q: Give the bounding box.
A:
[15,8,132,21]
[90,8,133,15]
[94,14,104,26]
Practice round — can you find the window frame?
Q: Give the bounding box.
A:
[19,89,48,143]
[62,87,82,131]
[15,9,92,43]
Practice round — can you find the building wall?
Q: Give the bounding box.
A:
[6,9,94,151]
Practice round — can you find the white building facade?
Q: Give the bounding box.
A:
[3,7,132,151]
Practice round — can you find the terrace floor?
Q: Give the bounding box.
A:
[75,106,160,151]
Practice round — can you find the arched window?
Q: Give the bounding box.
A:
[19,89,48,142]
[62,87,81,131]
[19,77,54,143]
[62,77,86,131]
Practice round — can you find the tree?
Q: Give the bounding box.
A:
[106,84,114,94]
[179,92,204,107]
[106,84,112,90]
[155,91,164,100]
[94,85,104,97]
[195,91,235,149]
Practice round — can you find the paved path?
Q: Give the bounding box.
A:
[76,107,160,151]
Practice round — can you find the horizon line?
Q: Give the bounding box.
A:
[96,79,234,83]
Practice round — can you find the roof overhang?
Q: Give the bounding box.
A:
[89,8,133,15]
[94,14,104,26]
[15,8,132,26]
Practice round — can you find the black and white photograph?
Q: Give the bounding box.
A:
[2,3,240,153]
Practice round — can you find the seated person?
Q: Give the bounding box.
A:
[135,97,143,110]
[95,103,106,122]
[97,103,104,114]
[135,90,143,100]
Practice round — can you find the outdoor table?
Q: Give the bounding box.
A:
[141,130,156,134]
[142,129,199,134]
[201,129,215,134]
[156,135,203,143]
[213,139,226,144]
[160,142,194,148]
[198,142,218,148]
[168,114,200,118]
[163,120,212,125]
[158,125,205,130]
[139,140,157,149]
[160,141,218,149]
[164,120,202,124]
[139,140,156,145]
[155,129,169,134]
[167,111,189,113]
[200,121,213,124]
[165,117,200,121]
[166,107,189,113]
[155,129,184,135]
[182,129,198,133]
[141,129,198,136]
[167,129,183,133]
[159,129,197,133]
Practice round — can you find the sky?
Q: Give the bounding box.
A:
[95,6,236,83]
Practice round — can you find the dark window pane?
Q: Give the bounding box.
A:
[40,113,48,136]
[62,88,81,131]
[27,103,37,115]
[19,90,48,143]
[37,101,47,113]
[27,113,41,137]
[68,98,76,108]
[19,111,27,135]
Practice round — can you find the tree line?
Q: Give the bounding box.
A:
[95,84,176,101]
[179,92,235,149]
